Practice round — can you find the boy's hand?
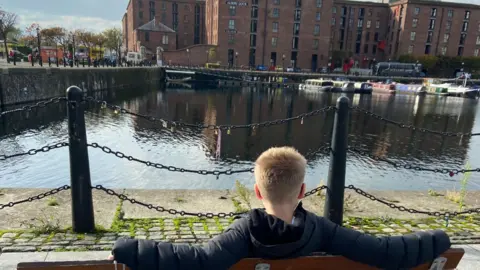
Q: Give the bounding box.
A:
[107,254,114,260]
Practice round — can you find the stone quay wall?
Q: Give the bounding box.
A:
[0,67,166,106]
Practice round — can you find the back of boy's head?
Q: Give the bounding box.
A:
[254,147,307,204]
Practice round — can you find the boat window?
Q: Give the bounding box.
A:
[322,81,334,86]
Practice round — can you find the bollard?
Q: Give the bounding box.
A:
[39,56,43,67]
[32,56,34,67]
[323,96,350,225]
[56,57,59,67]
[48,57,51,67]
[66,86,95,233]
[13,53,16,66]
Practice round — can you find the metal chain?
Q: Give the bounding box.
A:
[94,184,327,217]
[304,185,327,197]
[0,142,69,161]
[0,185,70,210]
[82,96,335,130]
[93,185,248,217]
[87,142,254,176]
[348,147,480,176]
[346,185,480,217]
[0,97,67,117]
[351,106,480,137]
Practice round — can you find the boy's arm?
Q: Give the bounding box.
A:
[317,217,451,269]
[112,225,250,270]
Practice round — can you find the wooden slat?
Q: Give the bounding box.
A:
[229,248,464,270]
[16,248,464,270]
[17,260,130,270]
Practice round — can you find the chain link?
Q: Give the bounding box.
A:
[94,184,327,217]
[82,96,335,130]
[304,185,327,197]
[346,185,480,217]
[351,106,480,137]
[348,147,480,176]
[0,97,67,117]
[0,185,70,210]
[93,185,248,217]
[87,142,254,176]
[0,142,69,161]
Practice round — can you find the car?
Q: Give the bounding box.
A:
[275,66,284,72]
[256,65,267,71]
[286,67,294,72]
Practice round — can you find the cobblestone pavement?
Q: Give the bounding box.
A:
[1,215,480,253]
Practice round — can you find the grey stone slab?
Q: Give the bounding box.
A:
[18,233,35,239]
[454,245,480,270]
[1,246,37,252]
[0,252,48,269]
[40,246,64,251]
[1,233,17,238]
[72,240,96,245]
[44,251,112,261]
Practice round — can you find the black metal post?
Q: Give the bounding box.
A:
[13,52,16,66]
[66,86,95,233]
[323,96,350,225]
[48,56,51,67]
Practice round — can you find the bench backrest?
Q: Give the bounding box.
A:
[17,248,464,270]
[230,248,465,270]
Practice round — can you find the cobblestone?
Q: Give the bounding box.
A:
[1,216,480,252]
[1,233,17,238]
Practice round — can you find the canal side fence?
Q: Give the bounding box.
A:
[1,86,480,233]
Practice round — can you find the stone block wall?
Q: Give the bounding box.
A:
[0,67,166,106]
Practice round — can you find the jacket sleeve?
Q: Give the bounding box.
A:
[112,220,250,270]
[317,217,451,269]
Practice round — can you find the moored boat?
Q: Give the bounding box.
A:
[299,79,334,92]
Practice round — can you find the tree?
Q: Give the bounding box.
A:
[41,27,66,61]
[103,27,122,61]
[6,26,21,42]
[76,29,95,58]
[0,8,18,62]
[23,23,41,48]
[92,33,106,59]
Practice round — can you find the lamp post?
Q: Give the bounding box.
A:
[36,27,43,67]
[186,48,190,67]
[282,54,285,72]
[235,51,238,69]
[206,50,209,65]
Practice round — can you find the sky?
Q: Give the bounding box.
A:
[0,0,129,32]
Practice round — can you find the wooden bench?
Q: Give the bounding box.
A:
[17,248,464,270]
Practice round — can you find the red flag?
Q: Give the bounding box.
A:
[378,40,386,50]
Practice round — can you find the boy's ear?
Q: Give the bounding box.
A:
[297,183,306,199]
[254,184,263,200]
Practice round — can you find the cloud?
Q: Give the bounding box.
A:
[16,10,120,32]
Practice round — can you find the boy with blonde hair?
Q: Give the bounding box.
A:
[111,146,450,270]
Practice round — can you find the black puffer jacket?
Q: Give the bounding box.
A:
[112,203,450,270]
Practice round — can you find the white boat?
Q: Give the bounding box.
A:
[424,75,479,98]
[299,79,333,92]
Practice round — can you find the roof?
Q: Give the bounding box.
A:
[137,19,176,33]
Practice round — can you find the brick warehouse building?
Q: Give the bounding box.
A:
[387,0,480,59]
[122,0,206,54]
[122,0,480,70]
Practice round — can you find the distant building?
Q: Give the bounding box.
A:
[387,0,480,59]
[122,0,206,54]
[121,0,480,69]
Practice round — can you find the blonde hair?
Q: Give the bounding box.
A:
[254,146,307,204]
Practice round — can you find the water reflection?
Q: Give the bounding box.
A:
[1,87,479,191]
